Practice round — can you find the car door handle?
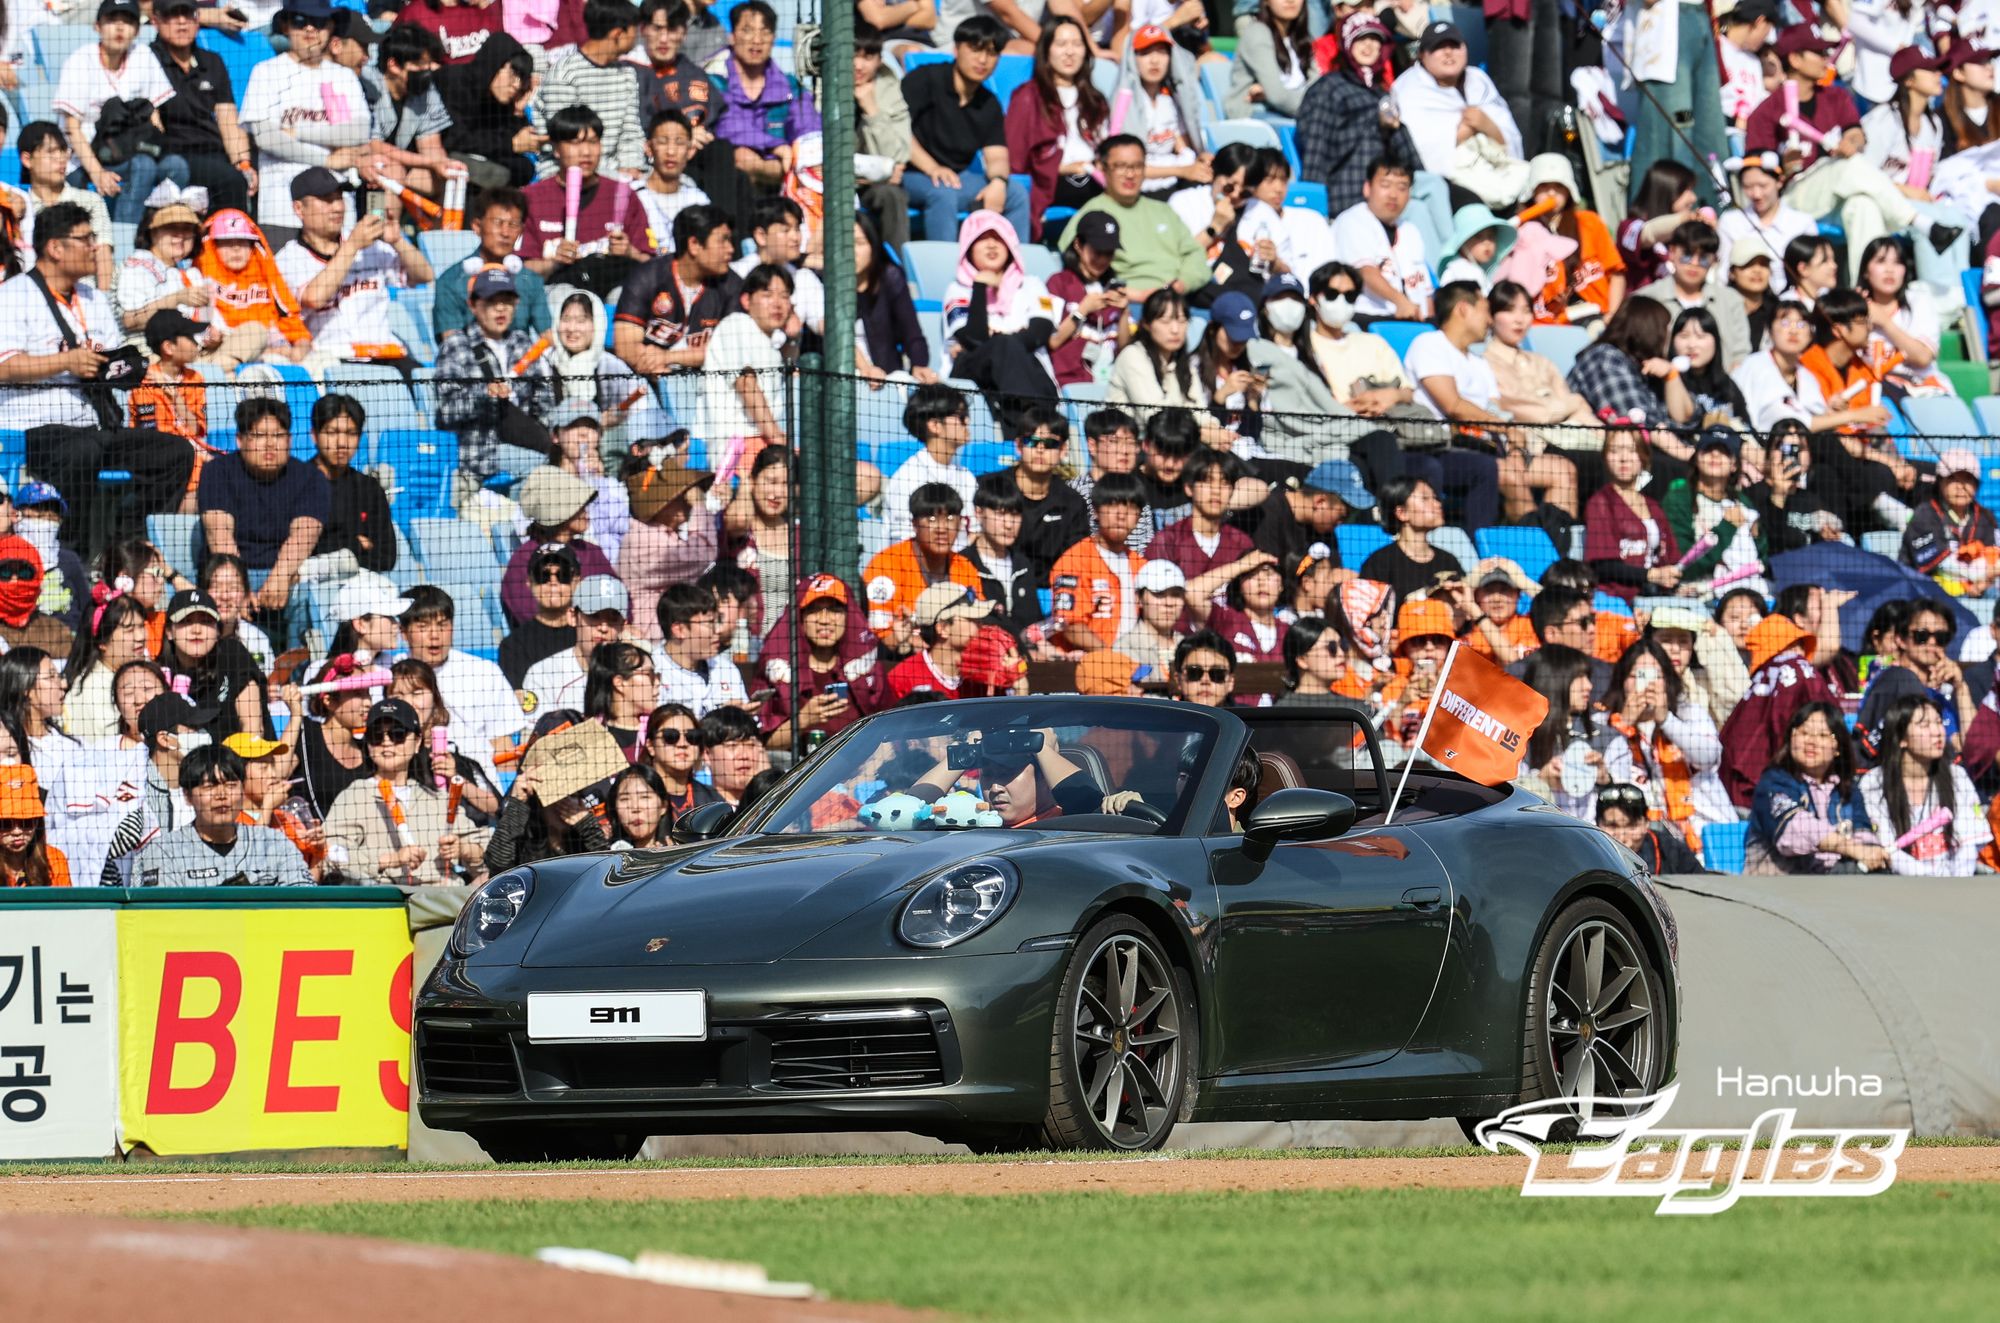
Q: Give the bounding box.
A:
[1400,886,1443,910]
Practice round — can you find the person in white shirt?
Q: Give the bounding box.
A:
[0,201,195,553]
[55,0,189,226]
[1850,0,1924,108]
[1405,282,1502,420]
[237,0,373,237]
[1858,47,1976,293]
[522,575,633,716]
[1733,298,1836,432]
[1391,21,1524,206]
[729,195,824,335]
[880,382,979,547]
[1229,146,1334,285]
[1329,157,1434,322]
[1716,158,1817,294]
[653,581,748,716]
[1718,0,1777,129]
[699,262,794,458]
[275,166,435,365]
[634,107,711,254]
[398,584,529,785]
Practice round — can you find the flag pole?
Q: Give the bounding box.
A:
[1384,639,1460,825]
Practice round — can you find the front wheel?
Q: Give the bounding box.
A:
[1518,897,1669,1132]
[1040,915,1192,1151]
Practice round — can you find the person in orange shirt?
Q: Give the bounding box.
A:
[1523,154,1626,325]
[0,766,70,886]
[1050,472,1148,652]
[1462,567,1540,664]
[129,310,215,512]
[197,209,311,363]
[1799,288,1889,431]
[861,482,984,651]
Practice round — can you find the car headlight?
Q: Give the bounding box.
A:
[898,860,1018,948]
[451,871,534,957]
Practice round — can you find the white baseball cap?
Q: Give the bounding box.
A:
[329,570,414,624]
[1136,560,1187,594]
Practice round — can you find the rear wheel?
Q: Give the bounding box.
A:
[469,1127,646,1163]
[1040,915,1191,1151]
[1518,898,1668,1133]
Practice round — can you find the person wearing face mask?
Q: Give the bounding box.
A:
[1303,261,1416,416]
[0,534,72,658]
[361,20,454,204]
[1241,274,1344,467]
[9,483,87,636]
[136,691,219,840]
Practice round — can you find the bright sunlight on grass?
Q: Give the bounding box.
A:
[207,1185,1999,1323]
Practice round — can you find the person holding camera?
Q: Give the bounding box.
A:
[0,202,194,557]
[275,166,434,365]
[54,0,193,228]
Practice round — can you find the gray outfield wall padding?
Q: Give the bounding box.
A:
[407,875,2000,1162]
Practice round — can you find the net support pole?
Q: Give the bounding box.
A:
[801,3,860,585]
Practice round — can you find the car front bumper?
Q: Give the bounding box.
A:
[414,948,1070,1135]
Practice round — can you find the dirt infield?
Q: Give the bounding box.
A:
[4,1146,1998,1218]
[0,1215,933,1323]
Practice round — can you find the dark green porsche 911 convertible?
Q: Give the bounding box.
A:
[415,696,1679,1158]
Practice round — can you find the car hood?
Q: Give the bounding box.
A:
[520,831,1033,967]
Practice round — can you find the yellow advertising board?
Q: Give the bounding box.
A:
[117,907,413,1155]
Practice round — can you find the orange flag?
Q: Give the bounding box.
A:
[1413,641,1550,787]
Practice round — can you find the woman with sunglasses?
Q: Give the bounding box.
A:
[1275,616,1347,706]
[1858,693,1989,875]
[645,702,723,818]
[1598,638,1734,851]
[325,699,488,887]
[1593,782,1705,874]
[1747,700,1888,874]
[1855,600,1978,764]
[0,766,68,887]
[583,641,659,760]
[63,596,153,740]
[388,658,502,824]
[1170,629,1238,708]
[607,763,672,849]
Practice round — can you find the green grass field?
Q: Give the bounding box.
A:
[207,1185,2000,1322]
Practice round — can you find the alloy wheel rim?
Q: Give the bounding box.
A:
[1546,919,1659,1124]
[1072,934,1181,1148]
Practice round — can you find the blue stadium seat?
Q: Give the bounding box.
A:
[419,230,479,275]
[903,240,958,306]
[1276,122,1300,175]
[1701,820,1748,874]
[1976,395,2000,437]
[148,514,200,583]
[1430,524,1477,570]
[1449,5,1490,67]
[1197,62,1230,121]
[0,149,18,190]
[1203,119,1282,155]
[0,429,24,489]
[1978,457,2000,511]
[872,437,921,476]
[1019,243,1061,282]
[1964,270,1989,363]
[412,516,500,575]
[1475,525,1561,583]
[376,428,457,530]
[960,440,1015,476]
[899,49,1031,107]
[195,28,270,115]
[1903,393,1981,440]
[1369,319,1431,364]
[1336,523,1392,567]
[338,362,423,437]
[1860,530,1901,558]
[1286,181,1328,216]
[1526,324,1591,379]
[1091,57,1120,99]
[386,291,437,366]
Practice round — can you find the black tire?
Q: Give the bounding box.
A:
[1040,914,1192,1151]
[1518,897,1669,1135]
[470,1127,646,1163]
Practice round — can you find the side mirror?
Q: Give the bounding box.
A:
[1242,788,1357,861]
[671,800,735,843]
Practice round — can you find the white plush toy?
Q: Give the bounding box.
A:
[858,791,935,830]
[933,789,1003,829]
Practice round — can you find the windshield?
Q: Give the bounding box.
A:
[739,698,1223,836]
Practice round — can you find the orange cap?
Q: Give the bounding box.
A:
[0,765,43,820]
[799,573,849,610]
[1395,597,1455,647]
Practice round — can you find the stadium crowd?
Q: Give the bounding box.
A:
[3,0,2000,890]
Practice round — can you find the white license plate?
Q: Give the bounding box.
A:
[527,991,706,1042]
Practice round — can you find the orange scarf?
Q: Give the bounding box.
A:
[1607,713,1701,851]
[197,211,310,345]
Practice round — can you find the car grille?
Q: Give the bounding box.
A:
[419,1027,520,1096]
[765,1013,947,1091]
